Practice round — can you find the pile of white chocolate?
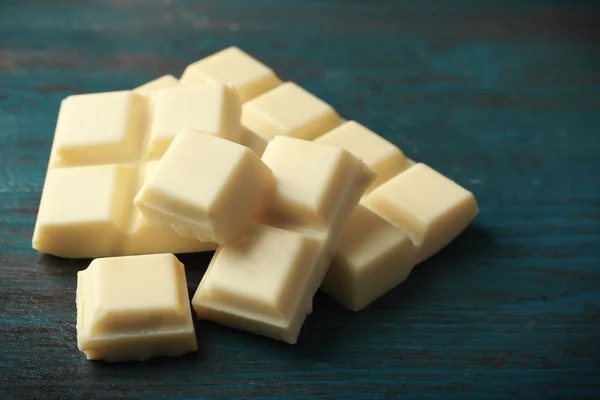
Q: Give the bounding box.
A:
[32,47,479,362]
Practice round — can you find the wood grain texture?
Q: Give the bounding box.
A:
[1,0,599,398]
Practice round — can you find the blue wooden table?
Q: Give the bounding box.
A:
[1,1,599,398]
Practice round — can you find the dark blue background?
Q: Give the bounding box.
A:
[1,1,599,398]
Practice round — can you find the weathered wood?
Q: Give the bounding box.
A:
[1,0,599,398]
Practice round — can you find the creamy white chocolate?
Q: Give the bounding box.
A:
[323,163,479,311]
[259,138,376,249]
[54,91,146,166]
[242,82,342,141]
[147,83,242,159]
[35,164,135,259]
[315,121,411,192]
[133,75,180,95]
[122,161,217,255]
[194,224,333,344]
[192,137,375,344]
[321,204,416,311]
[181,47,282,102]
[194,224,321,342]
[33,86,227,258]
[258,135,372,241]
[362,163,479,263]
[135,129,274,244]
[77,253,197,362]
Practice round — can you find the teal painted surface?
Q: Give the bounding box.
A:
[1,0,599,398]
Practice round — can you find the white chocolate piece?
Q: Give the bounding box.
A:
[33,90,217,258]
[239,126,268,157]
[242,82,342,141]
[76,253,197,362]
[193,224,321,343]
[135,129,274,244]
[121,161,218,255]
[259,136,372,236]
[34,164,135,259]
[192,137,375,344]
[363,163,479,263]
[147,83,242,159]
[315,121,411,192]
[54,91,146,166]
[321,205,417,311]
[181,47,282,102]
[134,75,180,95]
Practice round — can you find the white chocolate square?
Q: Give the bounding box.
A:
[193,225,320,332]
[321,205,417,311]
[363,163,479,262]
[133,75,180,95]
[33,164,135,259]
[259,136,375,232]
[181,47,282,102]
[315,121,411,192]
[193,138,375,344]
[242,82,342,141]
[77,253,197,362]
[135,129,274,244]
[147,83,241,159]
[54,91,146,165]
[121,161,218,256]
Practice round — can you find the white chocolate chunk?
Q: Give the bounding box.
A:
[363,163,479,263]
[194,224,320,326]
[135,129,274,244]
[77,254,197,362]
[147,83,242,159]
[259,136,371,233]
[315,121,411,192]
[193,137,375,344]
[33,164,135,259]
[181,47,282,102]
[133,75,180,95]
[120,161,218,255]
[242,82,342,141]
[321,205,417,311]
[54,91,146,165]
[194,224,328,344]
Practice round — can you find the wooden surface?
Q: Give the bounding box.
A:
[1,0,599,398]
